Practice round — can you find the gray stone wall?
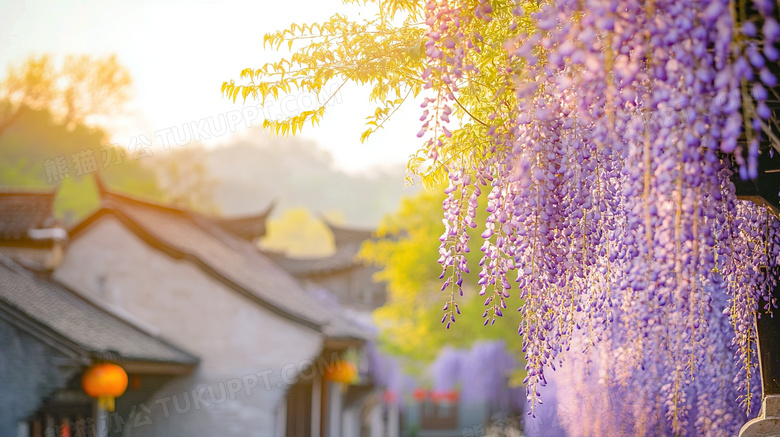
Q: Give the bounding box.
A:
[0,316,80,433]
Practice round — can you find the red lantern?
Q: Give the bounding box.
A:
[82,363,128,412]
[383,390,396,403]
[431,390,459,402]
[413,388,428,401]
[323,360,357,384]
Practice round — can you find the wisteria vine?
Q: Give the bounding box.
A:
[421,0,780,434]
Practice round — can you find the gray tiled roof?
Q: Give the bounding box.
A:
[93,192,369,341]
[325,222,374,248]
[271,222,377,277]
[0,188,57,240]
[213,202,274,241]
[269,243,362,277]
[0,256,198,365]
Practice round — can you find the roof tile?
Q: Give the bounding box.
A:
[0,189,57,241]
[0,256,198,365]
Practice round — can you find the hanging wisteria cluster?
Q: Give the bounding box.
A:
[421,0,780,433]
[553,268,765,435]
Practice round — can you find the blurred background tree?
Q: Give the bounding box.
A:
[152,145,220,214]
[0,54,131,137]
[260,207,336,258]
[0,54,160,223]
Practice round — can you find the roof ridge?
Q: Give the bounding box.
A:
[94,173,189,215]
[96,174,269,224]
[189,214,257,254]
[322,219,375,234]
[102,190,189,215]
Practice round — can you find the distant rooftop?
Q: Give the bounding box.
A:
[271,221,377,277]
[324,221,375,248]
[0,187,59,241]
[213,201,274,242]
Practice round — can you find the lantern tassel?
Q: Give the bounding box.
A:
[99,396,116,412]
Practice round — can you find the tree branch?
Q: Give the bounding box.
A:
[444,82,488,127]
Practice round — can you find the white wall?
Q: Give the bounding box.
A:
[54,216,325,437]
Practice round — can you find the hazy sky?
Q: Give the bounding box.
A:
[0,0,423,174]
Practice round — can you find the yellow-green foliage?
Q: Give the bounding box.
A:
[223,2,426,140]
[224,0,535,186]
[261,207,337,258]
[2,54,132,129]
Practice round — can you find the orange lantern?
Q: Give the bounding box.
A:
[323,360,357,384]
[82,363,128,412]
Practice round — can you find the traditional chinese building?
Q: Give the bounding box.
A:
[0,187,67,269]
[268,222,399,437]
[50,177,378,437]
[269,221,387,314]
[0,187,198,437]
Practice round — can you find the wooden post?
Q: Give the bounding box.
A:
[756,285,780,398]
[739,285,780,436]
[311,376,321,437]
